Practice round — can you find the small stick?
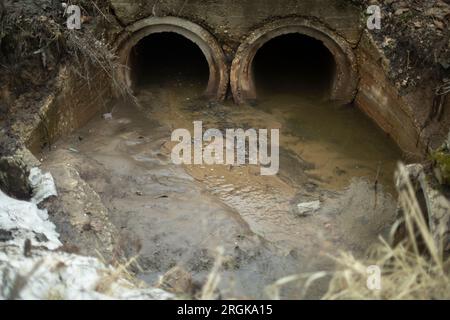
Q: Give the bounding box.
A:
[374,162,382,209]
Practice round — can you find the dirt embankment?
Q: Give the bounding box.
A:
[353,0,450,148]
[0,0,119,155]
[0,0,121,199]
[353,0,449,87]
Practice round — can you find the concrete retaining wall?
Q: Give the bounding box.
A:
[355,31,424,157]
[25,1,435,158]
[26,67,113,154]
[110,0,363,48]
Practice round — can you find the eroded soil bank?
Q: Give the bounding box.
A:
[38,72,402,299]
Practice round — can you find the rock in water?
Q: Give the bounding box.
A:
[297,200,321,216]
[158,266,194,296]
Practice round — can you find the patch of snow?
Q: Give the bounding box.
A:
[0,190,61,250]
[0,247,174,300]
[0,167,173,300]
[28,167,57,204]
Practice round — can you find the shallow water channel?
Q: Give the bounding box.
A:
[41,73,402,298]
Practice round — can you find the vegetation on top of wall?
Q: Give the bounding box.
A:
[350,0,449,91]
[0,0,123,156]
[431,133,450,185]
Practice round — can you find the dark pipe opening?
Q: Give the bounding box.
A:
[129,32,209,95]
[253,33,336,99]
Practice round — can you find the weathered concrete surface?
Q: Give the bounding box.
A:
[116,16,229,101]
[107,0,427,156]
[110,0,364,49]
[26,67,114,155]
[11,0,428,159]
[230,17,358,105]
[355,31,424,158]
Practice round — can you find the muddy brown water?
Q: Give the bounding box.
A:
[40,74,402,299]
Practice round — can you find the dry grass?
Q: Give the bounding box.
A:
[267,163,450,300]
[1,0,133,99]
[436,79,450,96]
[62,2,134,100]
[323,163,449,300]
[95,255,144,295]
[199,247,225,300]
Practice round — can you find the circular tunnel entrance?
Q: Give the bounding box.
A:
[253,33,336,99]
[231,18,358,105]
[116,17,229,101]
[129,32,210,96]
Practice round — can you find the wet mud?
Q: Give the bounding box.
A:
[40,73,402,298]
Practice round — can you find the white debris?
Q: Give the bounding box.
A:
[102,113,113,120]
[0,190,61,250]
[0,168,173,300]
[28,167,57,204]
[0,247,174,300]
[297,200,321,216]
[0,189,174,299]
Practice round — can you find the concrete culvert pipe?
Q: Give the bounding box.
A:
[128,32,210,94]
[116,17,229,101]
[252,33,336,99]
[231,17,358,105]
